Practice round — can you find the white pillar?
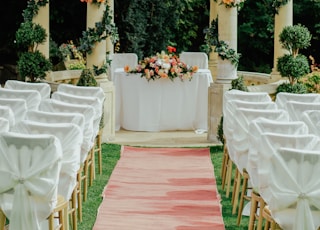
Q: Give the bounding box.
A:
[270,0,293,81]
[106,0,114,56]
[32,2,49,58]
[208,0,218,81]
[216,4,238,83]
[207,4,238,142]
[86,3,107,76]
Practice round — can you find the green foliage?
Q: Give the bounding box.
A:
[279,24,312,56]
[22,0,49,22]
[272,0,290,14]
[277,54,310,84]
[276,82,307,94]
[298,72,320,93]
[231,75,248,91]
[78,4,118,55]
[77,68,97,86]
[15,21,47,51]
[17,50,52,82]
[217,116,224,145]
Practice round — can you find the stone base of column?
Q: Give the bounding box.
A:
[207,81,231,142]
[208,59,218,82]
[97,78,116,142]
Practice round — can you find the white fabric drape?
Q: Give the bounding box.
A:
[286,101,320,121]
[0,132,62,230]
[12,120,83,200]
[4,80,51,100]
[0,88,41,111]
[247,118,309,191]
[0,98,27,123]
[0,118,9,133]
[275,92,320,110]
[302,110,320,136]
[259,144,320,230]
[108,53,138,81]
[39,99,94,164]
[0,105,15,128]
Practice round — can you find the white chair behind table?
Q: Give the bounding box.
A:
[179,52,209,69]
[0,98,27,123]
[285,101,320,121]
[0,132,68,230]
[109,53,138,80]
[301,110,320,136]
[39,99,94,202]
[0,88,41,111]
[0,105,15,128]
[275,92,320,110]
[4,80,51,99]
[257,133,320,230]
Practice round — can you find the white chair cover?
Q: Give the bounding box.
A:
[56,83,105,104]
[286,101,320,121]
[0,98,27,123]
[247,118,309,191]
[109,53,138,80]
[39,99,94,164]
[259,144,320,230]
[232,108,289,172]
[4,80,51,99]
[301,110,320,136]
[179,52,209,69]
[0,88,41,111]
[0,118,9,133]
[275,92,320,110]
[12,120,83,201]
[0,105,15,128]
[26,110,85,132]
[51,91,101,138]
[0,132,62,230]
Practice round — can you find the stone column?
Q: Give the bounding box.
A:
[32,1,49,58]
[86,3,107,76]
[270,0,293,82]
[87,2,115,141]
[106,0,114,56]
[207,4,238,142]
[208,0,218,81]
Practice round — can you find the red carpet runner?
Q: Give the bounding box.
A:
[93,146,225,230]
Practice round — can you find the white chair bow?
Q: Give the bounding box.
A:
[12,120,83,201]
[0,132,62,230]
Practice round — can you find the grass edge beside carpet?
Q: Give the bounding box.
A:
[79,144,249,230]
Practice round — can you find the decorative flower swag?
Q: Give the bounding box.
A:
[204,17,240,67]
[124,46,199,82]
[214,0,245,9]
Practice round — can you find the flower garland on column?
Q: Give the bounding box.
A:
[214,0,245,10]
[79,0,119,75]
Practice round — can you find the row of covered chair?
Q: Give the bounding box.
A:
[0,80,105,230]
[222,89,320,230]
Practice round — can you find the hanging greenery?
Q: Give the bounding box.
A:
[202,17,241,67]
[272,0,290,14]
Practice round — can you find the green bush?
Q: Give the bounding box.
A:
[276,82,307,94]
[298,72,320,93]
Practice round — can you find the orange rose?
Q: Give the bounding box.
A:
[124,65,130,73]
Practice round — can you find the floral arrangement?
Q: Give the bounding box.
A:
[215,0,245,9]
[124,46,199,82]
[80,0,105,5]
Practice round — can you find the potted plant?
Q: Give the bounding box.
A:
[15,21,52,82]
[276,24,311,94]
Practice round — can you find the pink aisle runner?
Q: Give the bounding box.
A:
[93,146,225,230]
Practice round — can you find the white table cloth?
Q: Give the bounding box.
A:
[114,68,213,132]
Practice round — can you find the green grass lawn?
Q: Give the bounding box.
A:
[79,144,249,230]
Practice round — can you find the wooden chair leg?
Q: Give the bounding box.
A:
[257,197,266,230]
[225,157,233,198]
[48,195,69,230]
[248,191,258,230]
[221,145,229,189]
[69,188,78,230]
[95,129,103,175]
[0,209,6,230]
[232,168,242,214]
[90,148,95,186]
[237,170,251,225]
[76,169,83,222]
